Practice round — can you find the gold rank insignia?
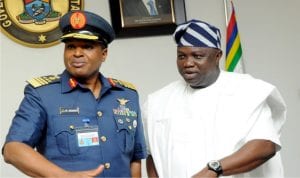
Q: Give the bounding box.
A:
[27,75,60,88]
[109,78,137,91]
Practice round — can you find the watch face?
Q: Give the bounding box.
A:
[208,160,223,176]
[209,161,220,169]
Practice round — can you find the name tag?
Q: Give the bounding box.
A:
[76,126,99,147]
[59,107,80,115]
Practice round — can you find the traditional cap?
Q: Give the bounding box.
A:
[173,19,221,49]
[59,10,115,46]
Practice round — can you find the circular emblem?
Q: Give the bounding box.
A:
[0,0,84,48]
[70,11,86,30]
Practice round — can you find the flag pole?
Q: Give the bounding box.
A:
[223,0,229,26]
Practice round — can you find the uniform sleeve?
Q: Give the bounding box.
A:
[132,96,148,161]
[4,85,47,147]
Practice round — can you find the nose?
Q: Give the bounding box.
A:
[183,57,195,67]
[73,47,83,57]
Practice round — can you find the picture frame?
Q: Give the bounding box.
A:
[109,0,186,38]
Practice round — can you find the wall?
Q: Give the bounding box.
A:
[1,0,300,177]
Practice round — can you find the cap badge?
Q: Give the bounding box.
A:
[70,11,86,29]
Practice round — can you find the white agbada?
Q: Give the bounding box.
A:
[143,71,286,178]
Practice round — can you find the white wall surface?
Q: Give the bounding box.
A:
[1,0,300,177]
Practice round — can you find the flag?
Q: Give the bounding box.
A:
[225,1,244,73]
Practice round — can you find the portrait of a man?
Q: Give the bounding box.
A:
[109,0,185,37]
[122,0,172,17]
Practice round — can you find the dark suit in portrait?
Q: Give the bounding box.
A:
[122,0,171,17]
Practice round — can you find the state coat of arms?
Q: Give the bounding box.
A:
[0,0,84,48]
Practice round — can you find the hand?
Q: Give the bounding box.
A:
[64,164,104,178]
[192,167,218,178]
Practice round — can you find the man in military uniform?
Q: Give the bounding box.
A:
[3,10,147,177]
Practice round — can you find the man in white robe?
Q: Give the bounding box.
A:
[143,19,286,178]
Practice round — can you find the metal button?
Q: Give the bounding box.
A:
[69,125,75,130]
[101,136,107,142]
[104,162,110,169]
[97,111,103,117]
[133,120,137,128]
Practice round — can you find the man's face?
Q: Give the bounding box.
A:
[176,46,222,88]
[64,39,107,80]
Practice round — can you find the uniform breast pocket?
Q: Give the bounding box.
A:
[52,117,91,156]
[114,116,136,153]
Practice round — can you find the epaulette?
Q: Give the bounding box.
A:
[110,78,137,91]
[27,75,60,88]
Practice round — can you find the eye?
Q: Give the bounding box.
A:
[82,44,94,50]
[193,54,205,60]
[66,44,75,49]
[177,54,186,60]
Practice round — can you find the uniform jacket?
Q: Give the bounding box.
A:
[5,70,147,177]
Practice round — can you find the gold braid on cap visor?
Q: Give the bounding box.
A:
[61,30,99,40]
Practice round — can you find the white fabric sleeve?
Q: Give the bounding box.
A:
[245,101,281,151]
[141,99,151,155]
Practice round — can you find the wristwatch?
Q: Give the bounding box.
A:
[207,160,223,176]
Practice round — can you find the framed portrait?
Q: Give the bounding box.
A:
[109,0,186,38]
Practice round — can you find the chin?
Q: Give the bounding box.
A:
[69,70,87,78]
[184,78,196,85]
[186,80,205,89]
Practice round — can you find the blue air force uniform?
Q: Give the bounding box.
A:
[4,10,147,177]
[5,70,147,177]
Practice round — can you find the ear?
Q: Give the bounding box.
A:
[101,48,108,62]
[215,50,223,63]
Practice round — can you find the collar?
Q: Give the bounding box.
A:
[60,70,123,93]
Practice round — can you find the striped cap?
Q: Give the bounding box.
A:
[173,19,221,49]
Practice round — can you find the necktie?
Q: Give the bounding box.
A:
[147,0,158,16]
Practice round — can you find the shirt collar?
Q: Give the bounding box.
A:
[60,70,123,93]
